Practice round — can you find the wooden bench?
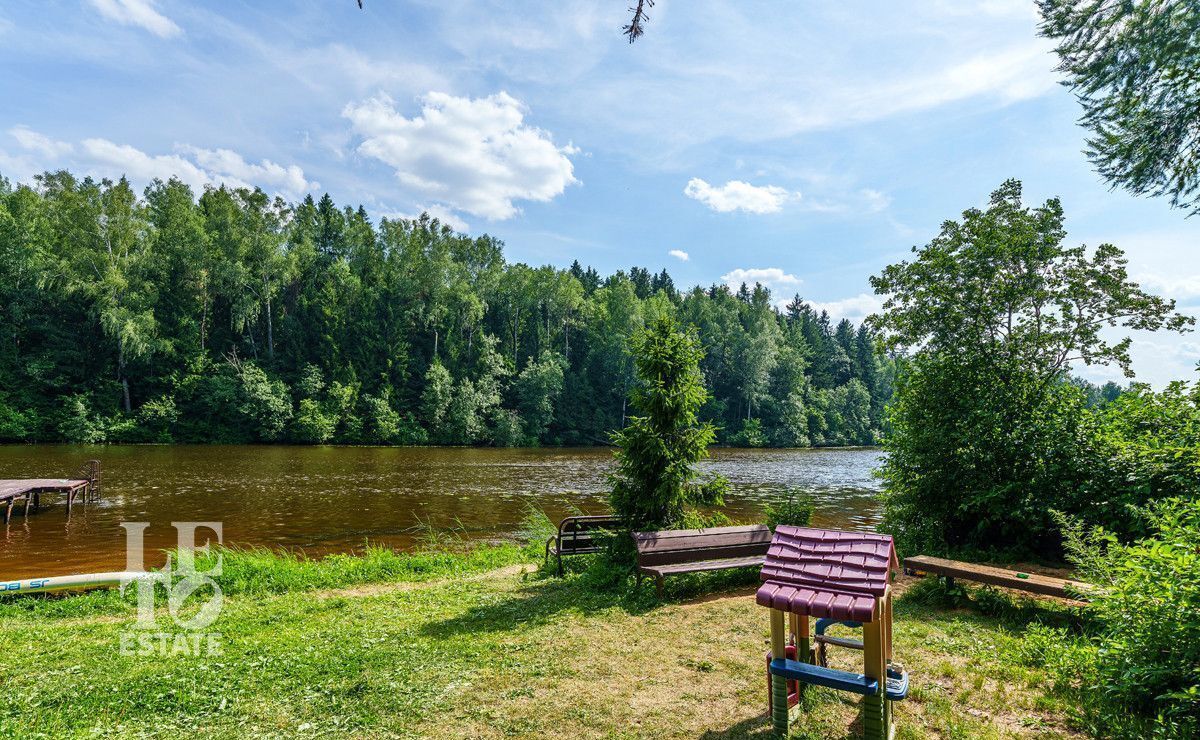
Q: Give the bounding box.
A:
[545,515,623,576]
[903,555,1093,600]
[634,524,772,596]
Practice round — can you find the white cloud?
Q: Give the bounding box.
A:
[808,293,886,324]
[668,249,689,261]
[78,138,317,199]
[1077,333,1200,389]
[343,91,579,220]
[1136,273,1200,302]
[182,146,312,199]
[684,178,797,214]
[8,126,73,157]
[721,267,802,295]
[87,0,181,38]
[572,3,1060,163]
[860,188,892,213]
[382,204,471,233]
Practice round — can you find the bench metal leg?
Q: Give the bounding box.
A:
[654,575,664,598]
[24,493,33,517]
[3,499,11,524]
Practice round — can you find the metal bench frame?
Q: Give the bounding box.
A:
[544,515,623,576]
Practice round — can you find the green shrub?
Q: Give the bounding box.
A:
[763,489,814,530]
[55,394,106,443]
[1056,498,1200,737]
[235,362,293,441]
[135,395,178,442]
[292,398,336,443]
[0,399,33,441]
[729,418,768,447]
[362,393,402,444]
[1073,382,1200,541]
[490,408,525,447]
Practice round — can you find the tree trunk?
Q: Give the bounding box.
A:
[265,292,274,360]
[433,328,439,358]
[118,341,131,413]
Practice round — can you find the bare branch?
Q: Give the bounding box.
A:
[623,0,654,43]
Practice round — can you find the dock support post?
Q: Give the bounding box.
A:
[770,607,788,736]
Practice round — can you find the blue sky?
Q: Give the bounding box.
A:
[1,0,1197,385]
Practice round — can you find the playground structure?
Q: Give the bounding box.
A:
[757,526,908,738]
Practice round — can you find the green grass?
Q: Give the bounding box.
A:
[0,546,1087,738]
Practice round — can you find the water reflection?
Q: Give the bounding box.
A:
[0,445,883,578]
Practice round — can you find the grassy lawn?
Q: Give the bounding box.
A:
[0,546,1084,738]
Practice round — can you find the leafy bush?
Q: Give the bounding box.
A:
[763,489,814,530]
[292,398,336,443]
[490,408,525,447]
[881,355,1088,555]
[234,362,293,441]
[1054,498,1200,737]
[361,393,401,444]
[55,394,107,443]
[1073,382,1200,541]
[135,395,178,442]
[729,418,768,447]
[0,400,34,441]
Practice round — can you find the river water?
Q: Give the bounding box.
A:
[0,445,884,579]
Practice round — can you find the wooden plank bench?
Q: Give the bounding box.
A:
[545,514,623,576]
[634,524,771,596]
[903,555,1093,600]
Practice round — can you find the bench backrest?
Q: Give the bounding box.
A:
[556,515,623,552]
[633,524,771,567]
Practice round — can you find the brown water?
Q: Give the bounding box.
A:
[0,445,884,579]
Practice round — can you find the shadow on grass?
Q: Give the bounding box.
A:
[697,712,774,739]
[896,575,1087,633]
[420,555,762,639]
[700,687,860,739]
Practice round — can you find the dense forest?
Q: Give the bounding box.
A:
[0,171,895,447]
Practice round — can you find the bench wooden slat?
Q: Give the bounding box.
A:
[641,555,765,577]
[633,524,771,548]
[904,555,1092,599]
[633,524,771,595]
[638,542,772,567]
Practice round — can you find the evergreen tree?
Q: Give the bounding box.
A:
[609,316,726,529]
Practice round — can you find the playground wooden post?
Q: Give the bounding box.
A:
[770,607,789,734]
[862,595,888,740]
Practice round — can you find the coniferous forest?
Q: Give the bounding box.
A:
[0,172,896,447]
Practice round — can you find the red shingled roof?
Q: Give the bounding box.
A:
[755,526,898,622]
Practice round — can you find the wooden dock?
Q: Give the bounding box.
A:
[0,461,101,523]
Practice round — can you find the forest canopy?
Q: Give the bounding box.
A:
[0,170,895,447]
